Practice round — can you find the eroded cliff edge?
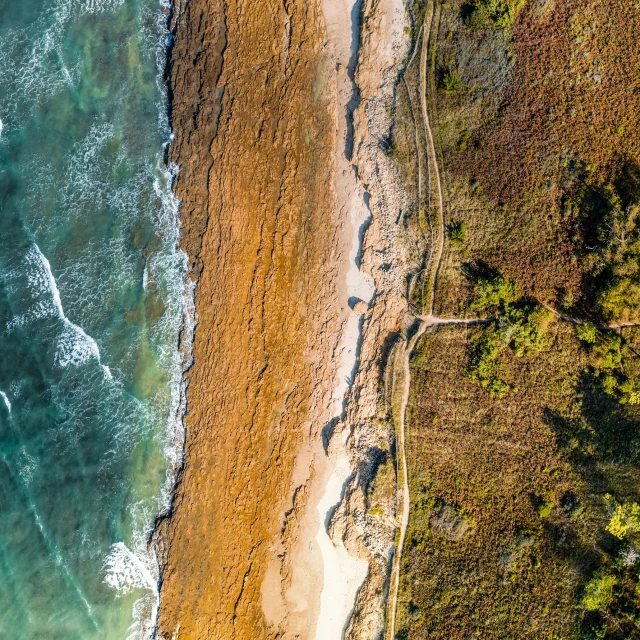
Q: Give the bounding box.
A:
[156,1,346,637]
[155,0,413,638]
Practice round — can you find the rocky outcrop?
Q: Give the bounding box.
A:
[156,0,413,637]
[156,1,349,638]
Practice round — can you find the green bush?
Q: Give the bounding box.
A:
[582,574,617,612]
[468,329,509,396]
[442,69,463,92]
[467,0,524,30]
[448,221,467,246]
[467,5,488,29]
[471,272,520,312]
[468,302,551,396]
[575,327,640,403]
[503,305,551,357]
[597,276,640,323]
[576,322,598,344]
[580,182,640,322]
[457,128,472,151]
[605,497,640,539]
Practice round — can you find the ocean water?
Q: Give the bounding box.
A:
[0,0,187,638]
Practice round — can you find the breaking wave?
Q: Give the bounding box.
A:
[6,244,109,373]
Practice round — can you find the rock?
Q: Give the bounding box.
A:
[352,300,369,315]
[430,504,473,542]
[155,1,346,638]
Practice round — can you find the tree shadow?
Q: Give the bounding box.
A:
[460,259,500,284]
[544,379,640,502]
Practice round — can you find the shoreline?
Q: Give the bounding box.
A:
[152,1,412,638]
[153,2,350,638]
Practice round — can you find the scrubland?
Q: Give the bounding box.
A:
[390,1,640,637]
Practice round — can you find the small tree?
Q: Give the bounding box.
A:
[582,574,617,612]
[442,70,463,92]
[576,322,598,344]
[471,272,520,312]
[606,498,640,540]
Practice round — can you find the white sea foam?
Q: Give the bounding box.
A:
[28,244,65,318]
[56,322,101,367]
[79,0,126,14]
[104,542,158,596]
[0,391,10,412]
[0,119,3,137]
[0,0,127,122]
[7,244,111,376]
[104,542,160,640]
[0,2,189,638]
[18,450,37,484]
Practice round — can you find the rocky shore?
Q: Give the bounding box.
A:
[155,1,411,638]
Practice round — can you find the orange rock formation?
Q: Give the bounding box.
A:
[155,1,348,637]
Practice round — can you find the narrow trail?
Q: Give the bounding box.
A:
[386,320,426,640]
[420,2,444,319]
[386,3,441,638]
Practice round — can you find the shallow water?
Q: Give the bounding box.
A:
[0,1,184,637]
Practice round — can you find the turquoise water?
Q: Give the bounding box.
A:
[0,0,187,637]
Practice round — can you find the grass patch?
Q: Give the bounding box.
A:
[441,68,463,92]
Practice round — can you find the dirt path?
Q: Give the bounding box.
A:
[420,2,444,318]
[386,320,426,640]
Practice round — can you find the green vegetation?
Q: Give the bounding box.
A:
[470,270,519,312]
[582,574,617,612]
[573,496,640,632]
[465,0,524,30]
[580,181,640,323]
[456,128,471,151]
[441,69,463,92]
[466,273,554,397]
[402,321,640,639]
[575,325,640,405]
[448,221,467,246]
[391,0,640,637]
[605,496,640,540]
